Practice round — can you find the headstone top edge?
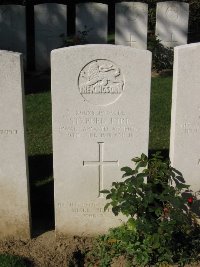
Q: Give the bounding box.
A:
[51,45,152,57]
[0,50,22,57]
[115,2,148,7]
[174,43,200,52]
[34,3,66,6]
[157,1,189,6]
[0,4,25,6]
[76,2,107,5]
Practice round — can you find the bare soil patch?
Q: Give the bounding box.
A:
[0,231,199,267]
[0,231,94,267]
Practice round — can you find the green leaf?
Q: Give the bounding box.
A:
[122,173,134,178]
[151,233,160,249]
[136,173,147,179]
[155,208,162,217]
[131,156,141,162]
[141,153,148,161]
[100,189,110,194]
[133,176,144,187]
[121,166,134,174]
[171,167,183,176]
[135,161,147,171]
[127,218,137,232]
[175,182,190,191]
[112,206,120,216]
[104,203,110,211]
[106,193,111,200]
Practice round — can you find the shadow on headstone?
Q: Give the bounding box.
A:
[115,2,148,49]
[0,5,26,61]
[34,3,67,71]
[155,1,189,48]
[76,3,108,44]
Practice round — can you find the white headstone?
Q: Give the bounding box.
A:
[34,3,67,71]
[0,5,26,63]
[76,3,108,44]
[0,51,30,240]
[115,2,148,49]
[170,43,200,194]
[156,1,189,48]
[51,45,151,236]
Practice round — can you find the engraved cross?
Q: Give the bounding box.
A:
[165,33,178,47]
[125,34,137,47]
[83,142,119,198]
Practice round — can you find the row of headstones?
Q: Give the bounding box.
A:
[0,1,189,71]
[0,42,199,240]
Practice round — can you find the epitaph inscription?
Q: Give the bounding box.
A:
[57,201,113,219]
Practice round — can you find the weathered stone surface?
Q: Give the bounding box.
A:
[0,51,31,240]
[156,1,189,48]
[34,3,67,70]
[51,45,151,236]
[0,6,26,63]
[76,3,108,44]
[170,43,200,195]
[115,2,148,49]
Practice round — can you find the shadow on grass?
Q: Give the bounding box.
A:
[24,71,51,95]
[28,154,55,237]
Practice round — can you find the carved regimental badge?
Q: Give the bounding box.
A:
[122,5,144,22]
[78,59,124,106]
[166,5,179,21]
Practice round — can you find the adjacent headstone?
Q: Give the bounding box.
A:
[0,5,26,62]
[76,3,108,44]
[0,51,31,240]
[170,43,200,193]
[115,2,148,49]
[155,1,189,48]
[51,45,151,236]
[34,3,67,70]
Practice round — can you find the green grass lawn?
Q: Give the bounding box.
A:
[0,254,28,267]
[149,76,172,152]
[26,92,52,156]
